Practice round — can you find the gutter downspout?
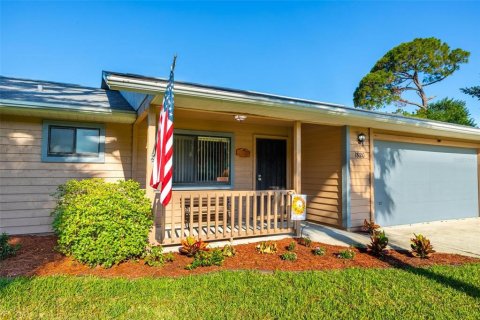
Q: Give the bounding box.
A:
[342,126,351,230]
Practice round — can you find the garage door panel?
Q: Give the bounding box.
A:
[374,141,478,226]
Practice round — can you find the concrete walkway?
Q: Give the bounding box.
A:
[304,218,480,258]
[302,222,369,247]
[382,218,480,258]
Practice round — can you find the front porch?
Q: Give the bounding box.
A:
[132,103,362,245]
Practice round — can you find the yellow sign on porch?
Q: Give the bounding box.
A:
[291,194,307,221]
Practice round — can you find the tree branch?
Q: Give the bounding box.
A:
[398,98,425,109]
[412,71,428,108]
[394,75,413,82]
[397,71,413,78]
[422,75,449,87]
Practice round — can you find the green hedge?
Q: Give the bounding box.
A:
[52,179,152,268]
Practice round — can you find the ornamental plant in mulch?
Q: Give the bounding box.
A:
[337,247,356,260]
[367,230,389,256]
[0,233,20,261]
[179,236,209,257]
[280,252,297,261]
[362,219,380,235]
[287,241,296,252]
[180,240,236,270]
[51,179,153,268]
[143,245,174,267]
[312,246,326,256]
[411,234,435,259]
[256,241,278,254]
[298,237,312,247]
[185,249,225,270]
[221,244,236,257]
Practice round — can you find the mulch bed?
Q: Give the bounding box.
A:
[1,236,478,278]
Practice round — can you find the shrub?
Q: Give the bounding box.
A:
[0,233,20,261]
[368,230,389,256]
[298,237,312,247]
[337,247,356,260]
[256,241,278,254]
[287,241,296,252]
[362,219,380,235]
[411,234,435,258]
[312,246,326,256]
[143,245,174,267]
[52,179,152,268]
[222,244,236,257]
[185,249,224,270]
[280,252,297,261]
[179,236,209,257]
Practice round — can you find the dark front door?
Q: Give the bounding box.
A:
[256,138,287,190]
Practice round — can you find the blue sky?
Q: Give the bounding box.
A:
[1,1,479,123]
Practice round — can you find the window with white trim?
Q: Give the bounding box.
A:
[41,121,105,163]
[173,132,232,187]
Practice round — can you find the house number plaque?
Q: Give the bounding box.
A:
[354,152,366,159]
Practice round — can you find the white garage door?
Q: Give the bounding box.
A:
[374,141,479,226]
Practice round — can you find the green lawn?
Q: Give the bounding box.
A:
[1,264,479,320]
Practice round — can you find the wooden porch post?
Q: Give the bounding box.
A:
[293,121,302,237]
[146,105,157,243]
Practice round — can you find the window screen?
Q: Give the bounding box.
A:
[49,127,75,154]
[173,134,231,186]
[48,125,100,156]
[76,128,101,154]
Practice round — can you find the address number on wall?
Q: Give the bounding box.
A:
[354,152,366,159]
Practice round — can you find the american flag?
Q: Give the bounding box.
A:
[150,57,176,206]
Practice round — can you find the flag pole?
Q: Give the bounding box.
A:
[150,55,177,163]
[171,54,177,72]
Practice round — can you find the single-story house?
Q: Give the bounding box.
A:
[1,73,479,244]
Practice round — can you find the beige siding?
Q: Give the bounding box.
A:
[0,115,133,234]
[349,126,371,229]
[301,124,343,227]
[134,119,148,189]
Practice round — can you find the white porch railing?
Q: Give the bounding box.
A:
[156,190,295,244]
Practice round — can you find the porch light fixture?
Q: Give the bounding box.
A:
[234,115,247,122]
[357,133,367,145]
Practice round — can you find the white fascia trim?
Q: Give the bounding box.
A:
[104,74,480,140]
[0,100,137,123]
